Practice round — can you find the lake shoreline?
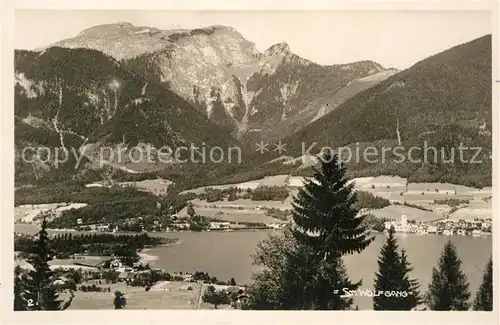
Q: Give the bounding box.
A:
[141,230,491,310]
[137,248,159,264]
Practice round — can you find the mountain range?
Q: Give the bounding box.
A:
[49,22,397,141]
[14,23,492,188]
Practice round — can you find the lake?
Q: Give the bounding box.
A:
[144,230,492,310]
[13,224,492,310]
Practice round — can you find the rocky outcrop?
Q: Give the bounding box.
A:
[49,23,391,141]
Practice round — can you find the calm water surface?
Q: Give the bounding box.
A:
[14,225,492,310]
[145,230,492,310]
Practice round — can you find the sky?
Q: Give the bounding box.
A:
[15,10,491,69]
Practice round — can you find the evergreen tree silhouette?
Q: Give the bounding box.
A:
[24,216,62,310]
[292,151,373,309]
[374,227,420,310]
[14,265,27,311]
[398,249,421,310]
[248,150,373,310]
[373,226,402,310]
[473,257,492,311]
[426,241,470,310]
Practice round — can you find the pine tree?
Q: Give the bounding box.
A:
[426,241,470,310]
[314,255,359,310]
[473,257,492,311]
[291,150,373,309]
[24,217,62,310]
[373,228,420,310]
[373,226,403,310]
[248,151,373,310]
[14,266,27,311]
[398,249,421,310]
[291,150,373,257]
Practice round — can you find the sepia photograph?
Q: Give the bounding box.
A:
[6,5,496,318]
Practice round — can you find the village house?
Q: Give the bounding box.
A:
[96,224,110,232]
[442,229,453,236]
[71,254,88,260]
[118,272,129,282]
[265,223,281,229]
[172,222,190,230]
[472,229,483,236]
[110,259,123,269]
[427,225,438,234]
[209,221,231,229]
[384,215,409,233]
[53,276,69,286]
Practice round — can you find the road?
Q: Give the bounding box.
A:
[195,283,206,309]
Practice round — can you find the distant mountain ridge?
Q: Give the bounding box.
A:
[14,47,243,185]
[287,35,492,150]
[48,22,396,141]
[270,34,492,188]
[14,25,492,189]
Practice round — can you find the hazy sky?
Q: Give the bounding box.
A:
[15,10,491,69]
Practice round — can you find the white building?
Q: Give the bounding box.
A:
[110,259,123,269]
[427,226,438,234]
[97,225,109,232]
[386,215,410,233]
[443,229,453,236]
[400,215,408,227]
[472,229,482,236]
[266,223,281,229]
[53,276,69,285]
[209,222,231,229]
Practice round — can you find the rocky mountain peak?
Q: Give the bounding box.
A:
[265,42,291,57]
[39,23,391,143]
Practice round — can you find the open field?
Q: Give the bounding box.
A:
[179,175,491,222]
[350,176,407,189]
[67,281,200,310]
[85,178,173,196]
[15,258,101,272]
[179,207,286,224]
[257,175,289,186]
[181,175,290,195]
[288,176,306,187]
[449,201,492,221]
[365,205,444,222]
[190,198,292,210]
[179,197,292,223]
[15,203,87,223]
[176,175,492,224]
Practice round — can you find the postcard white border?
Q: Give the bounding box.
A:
[1,1,499,325]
